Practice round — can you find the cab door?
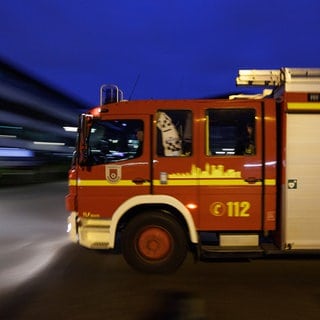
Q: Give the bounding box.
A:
[198,101,264,231]
[152,108,200,226]
[76,115,152,219]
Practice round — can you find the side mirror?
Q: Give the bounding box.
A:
[78,114,93,166]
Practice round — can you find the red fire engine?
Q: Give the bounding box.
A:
[66,68,320,273]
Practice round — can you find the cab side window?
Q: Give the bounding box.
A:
[206,109,256,156]
[156,110,192,157]
[88,119,143,164]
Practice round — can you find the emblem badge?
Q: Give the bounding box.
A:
[106,165,121,183]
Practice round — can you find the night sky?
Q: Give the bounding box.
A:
[1,0,320,106]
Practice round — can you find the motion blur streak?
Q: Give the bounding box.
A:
[0,181,69,297]
[0,238,68,292]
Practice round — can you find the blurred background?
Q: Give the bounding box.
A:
[1,0,320,185]
[0,60,86,185]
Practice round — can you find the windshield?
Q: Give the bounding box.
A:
[87,119,144,165]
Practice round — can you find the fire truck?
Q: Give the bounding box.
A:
[66,68,320,273]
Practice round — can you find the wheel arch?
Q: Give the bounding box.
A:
[109,195,198,248]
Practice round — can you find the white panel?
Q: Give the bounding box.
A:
[285,83,320,93]
[220,234,259,247]
[285,114,320,249]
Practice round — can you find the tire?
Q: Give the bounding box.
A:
[121,211,188,273]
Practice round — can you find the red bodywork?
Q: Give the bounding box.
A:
[66,98,277,234]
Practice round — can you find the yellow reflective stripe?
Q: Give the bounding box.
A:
[69,179,77,186]
[265,179,276,186]
[153,179,198,186]
[69,179,150,186]
[287,102,320,111]
[155,179,274,186]
[154,179,250,186]
[200,179,262,187]
[155,179,276,186]
[200,180,260,186]
[69,178,276,187]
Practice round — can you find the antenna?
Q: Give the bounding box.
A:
[129,74,141,100]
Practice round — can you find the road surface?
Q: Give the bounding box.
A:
[0,181,319,319]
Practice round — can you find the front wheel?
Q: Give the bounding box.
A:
[121,212,188,273]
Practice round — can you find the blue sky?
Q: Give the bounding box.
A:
[1,0,320,106]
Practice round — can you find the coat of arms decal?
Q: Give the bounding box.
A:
[105,165,121,183]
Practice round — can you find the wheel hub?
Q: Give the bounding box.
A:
[137,227,172,260]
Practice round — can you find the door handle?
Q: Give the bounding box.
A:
[244,177,262,184]
[132,178,149,185]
